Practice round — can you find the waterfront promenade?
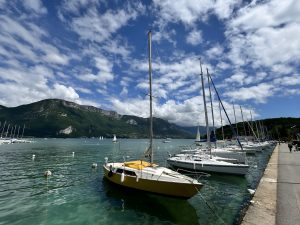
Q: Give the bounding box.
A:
[241,143,300,225]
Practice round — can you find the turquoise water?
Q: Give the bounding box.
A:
[0,139,274,225]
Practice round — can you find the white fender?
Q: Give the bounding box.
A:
[121,172,125,183]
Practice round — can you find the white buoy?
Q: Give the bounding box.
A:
[92,163,97,168]
[248,189,256,195]
[44,170,52,177]
[32,154,35,160]
[121,172,125,183]
[72,152,75,157]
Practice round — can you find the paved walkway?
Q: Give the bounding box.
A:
[241,144,278,225]
[276,143,300,225]
[241,143,300,225]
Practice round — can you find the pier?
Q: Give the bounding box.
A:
[241,143,300,225]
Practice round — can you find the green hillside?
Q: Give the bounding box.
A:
[0,99,192,138]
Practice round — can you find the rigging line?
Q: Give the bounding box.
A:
[196,187,227,225]
[207,72,243,151]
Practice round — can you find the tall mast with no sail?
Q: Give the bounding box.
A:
[148,31,154,164]
[207,69,216,147]
[233,103,238,138]
[240,106,247,137]
[199,59,211,158]
[219,102,225,141]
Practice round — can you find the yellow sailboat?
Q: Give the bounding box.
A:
[103,31,203,199]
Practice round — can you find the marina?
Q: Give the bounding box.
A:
[0,138,276,225]
[0,0,299,224]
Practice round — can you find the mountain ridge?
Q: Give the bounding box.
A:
[0,99,196,138]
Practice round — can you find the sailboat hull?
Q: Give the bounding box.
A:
[167,158,249,175]
[103,165,202,199]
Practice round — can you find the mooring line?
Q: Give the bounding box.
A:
[196,187,227,225]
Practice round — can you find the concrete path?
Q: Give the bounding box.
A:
[241,143,300,225]
[276,143,300,225]
[241,144,278,225]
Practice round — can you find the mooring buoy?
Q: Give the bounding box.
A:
[44,170,52,177]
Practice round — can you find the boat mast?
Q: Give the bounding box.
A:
[250,110,259,142]
[17,125,20,139]
[148,31,154,164]
[254,118,260,140]
[240,106,247,137]
[1,121,6,138]
[10,125,14,138]
[207,69,216,148]
[13,125,17,139]
[260,121,265,140]
[207,72,243,150]
[21,124,25,139]
[5,124,10,138]
[199,59,211,158]
[219,102,225,141]
[233,103,239,138]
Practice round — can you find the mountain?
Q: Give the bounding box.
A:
[0,99,193,138]
[215,117,300,141]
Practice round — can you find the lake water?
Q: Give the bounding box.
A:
[0,139,274,225]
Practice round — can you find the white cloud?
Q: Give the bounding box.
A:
[230,0,300,32]
[206,45,224,59]
[216,61,230,70]
[283,89,300,95]
[75,87,92,94]
[225,73,246,85]
[60,0,99,15]
[51,84,79,100]
[120,87,128,96]
[186,29,202,45]
[78,56,114,84]
[273,74,300,86]
[153,0,240,26]
[227,0,300,68]
[43,52,69,65]
[224,83,275,103]
[0,81,80,107]
[111,94,255,127]
[0,15,70,65]
[69,5,143,43]
[221,0,300,104]
[23,0,47,15]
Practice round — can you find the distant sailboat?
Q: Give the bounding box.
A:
[194,126,202,145]
[112,134,117,143]
[163,138,171,143]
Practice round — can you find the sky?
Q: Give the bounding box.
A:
[0,0,299,127]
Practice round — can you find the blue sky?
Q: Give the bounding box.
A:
[0,0,299,126]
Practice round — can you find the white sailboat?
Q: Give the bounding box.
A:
[167,154,249,175]
[194,126,202,146]
[179,147,246,164]
[167,61,249,176]
[112,134,117,143]
[103,31,203,198]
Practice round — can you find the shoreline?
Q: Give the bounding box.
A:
[240,144,278,224]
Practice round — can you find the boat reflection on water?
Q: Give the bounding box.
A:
[102,178,201,225]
